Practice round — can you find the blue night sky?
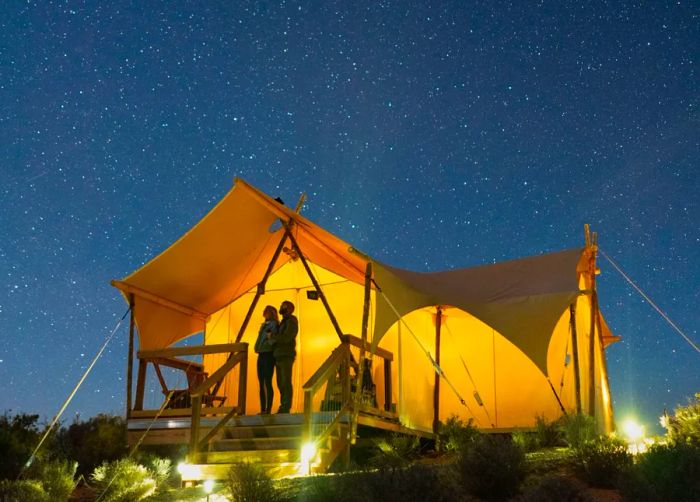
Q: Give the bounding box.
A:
[1,1,697,433]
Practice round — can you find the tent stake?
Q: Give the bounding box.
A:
[433,306,443,435]
[126,294,135,419]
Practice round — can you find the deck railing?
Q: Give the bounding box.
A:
[302,336,394,471]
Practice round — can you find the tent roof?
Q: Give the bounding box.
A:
[113,179,615,371]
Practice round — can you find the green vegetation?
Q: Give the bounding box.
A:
[574,435,632,488]
[227,462,279,502]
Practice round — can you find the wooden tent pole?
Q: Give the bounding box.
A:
[587,229,598,417]
[126,294,135,419]
[433,306,443,435]
[351,262,373,442]
[570,304,582,414]
[284,224,346,342]
[234,230,289,343]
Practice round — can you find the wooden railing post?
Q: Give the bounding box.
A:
[237,347,248,414]
[384,359,392,412]
[189,395,202,461]
[134,360,147,411]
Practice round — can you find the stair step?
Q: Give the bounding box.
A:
[179,461,302,481]
[212,437,301,451]
[222,424,302,439]
[197,448,300,464]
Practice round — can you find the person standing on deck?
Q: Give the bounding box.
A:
[254,305,278,414]
[272,300,298,414]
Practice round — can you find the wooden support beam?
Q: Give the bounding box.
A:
[284,224,345,342]
[237,350,248,415]
[433,306,442,435]
[137,343,247,359]
[126,295,135,419]
[234,231,289,343]
[134,359,147,411]
[570,304,582,414]
[384,359,392,412]
[587,231,598,417]
[110,280,208,320]
[189,395,202,459]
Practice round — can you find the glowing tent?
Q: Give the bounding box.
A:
[113,178,617,435]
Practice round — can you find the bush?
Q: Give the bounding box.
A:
[512,431,539,453]
[26,459,77,502]
[439,414,479,452]
[0,412,44,480]
[562,413,597,450]
[662,392,700,445]
[457,434,526,501]
[56,414,127,476]
[370,433,421,467]
[0,479,48,502]
[621,441,700,502]
[534,415,564,448]
[227,462,279,502]
[302,464,457,502]
[90,458,158,502]
[575,435,632,488]
[519,475,592,502]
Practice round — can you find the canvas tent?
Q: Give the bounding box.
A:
[113,178,617,433]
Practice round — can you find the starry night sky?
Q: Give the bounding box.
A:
[1,1,697,433]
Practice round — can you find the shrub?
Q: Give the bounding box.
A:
[26,459,77,502]
[227,462,279,502]
[90,458,158,502]
[519,475,592,502]
[439,414,479,452]
[512,431,539,452]
[457,434,526,501]
[534,414,563,448]
[662,392,700,445]
[562,413,597,450]
[621,441,700,502]
[56,414,127,476]
[0,412,44,480]
[315,464,456,502]
[370,433,421,467]
[575,435,632,488]
[0,479,48,502]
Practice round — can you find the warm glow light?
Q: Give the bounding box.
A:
[301,442,317,464]
[203,479,214,494]
[622,419,644,441]
[177,462,187,475]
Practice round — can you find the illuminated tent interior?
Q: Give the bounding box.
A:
[113,178,618,433]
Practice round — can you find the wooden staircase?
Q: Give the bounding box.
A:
[182,413,351,481]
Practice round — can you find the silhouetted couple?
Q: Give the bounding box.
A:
[253,301,298,414]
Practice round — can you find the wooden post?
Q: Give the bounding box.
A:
[189,395,202,461]
[384,359,392,412]
[237,347,248,415]
[234,231,289,343]
[134,360,147,411]
[351,262,372,441]
[570,304,582,414]
[587,230,598,417]
[284,225,345,342]
[433,306,443,435]
[126,294,135,419]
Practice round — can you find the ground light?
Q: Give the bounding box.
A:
[203,479,214,502]
[300,442,317,475]
[621,418,648,454]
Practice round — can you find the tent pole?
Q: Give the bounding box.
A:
[595,298,615,432]
[234,230,289,343]
[587,229,598,417]
[570,304,582,414]
[284,224,346,342]
[126,294,135,419]
[433,306,442,435]
[352,262,373,442]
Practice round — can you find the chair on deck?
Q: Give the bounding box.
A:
[149,357,227,409]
